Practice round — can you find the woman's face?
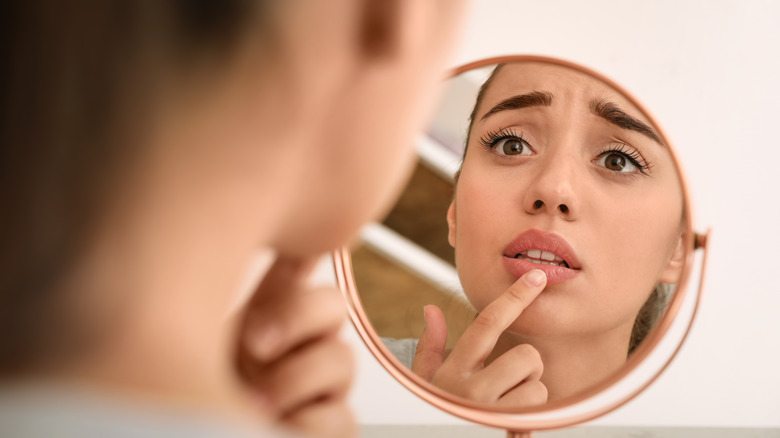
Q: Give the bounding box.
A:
[448,62,684,339]
[265,0,466,256]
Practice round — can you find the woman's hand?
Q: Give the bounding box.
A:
[236,255,356,438]
[411,269,548,407]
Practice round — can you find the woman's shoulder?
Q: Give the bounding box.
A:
[0,386,303,438]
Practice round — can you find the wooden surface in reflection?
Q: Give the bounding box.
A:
[382,161,455,265]
[352,245,475,350]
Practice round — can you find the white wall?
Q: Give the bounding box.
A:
[340,0,780,429]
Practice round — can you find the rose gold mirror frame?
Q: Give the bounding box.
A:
[333,55,711,437]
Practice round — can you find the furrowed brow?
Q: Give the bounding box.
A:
[589,99,663,145]
[480,91,553,121]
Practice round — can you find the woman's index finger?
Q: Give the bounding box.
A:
[247,254,318,306]
[446,270,547,371]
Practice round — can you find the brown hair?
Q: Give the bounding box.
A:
[456,63,670,355]
[452,63,506,183]
[628,283,671,354]
[0,1,277,376]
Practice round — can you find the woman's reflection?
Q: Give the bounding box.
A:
[388,62,685,407]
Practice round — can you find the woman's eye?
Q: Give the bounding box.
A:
[494,138,533,156]
[597,152,639,172]
[594,143,652,176]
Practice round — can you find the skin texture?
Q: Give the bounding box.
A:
[48,1,465,438]
[413,62,684,405]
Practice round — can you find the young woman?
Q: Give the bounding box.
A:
[411,61,685,407]
[0,1,464,437]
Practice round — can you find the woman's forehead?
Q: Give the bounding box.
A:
[477,62,649,124]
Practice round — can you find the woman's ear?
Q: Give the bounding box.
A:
[357,0,465,62]
[447,200,456,248]
[660,234,685,284]
[359,0,400,58]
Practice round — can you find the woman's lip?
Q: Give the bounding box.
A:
[502,228,582,270]
[502,256,580,286]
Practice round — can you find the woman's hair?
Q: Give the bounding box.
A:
[452,63,506,183]
[0,1,277,376]
[456,63,671,354]
[628,283,672,354]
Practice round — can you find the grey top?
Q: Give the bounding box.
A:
[381,338,419,369]
[0,386,303,438]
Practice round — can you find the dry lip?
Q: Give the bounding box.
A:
[502,228,582,270]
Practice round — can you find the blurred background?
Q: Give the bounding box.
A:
[326,0,779,432]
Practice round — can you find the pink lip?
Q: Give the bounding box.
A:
[502,229,581,286]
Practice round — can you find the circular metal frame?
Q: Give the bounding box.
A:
[333,54,710,433]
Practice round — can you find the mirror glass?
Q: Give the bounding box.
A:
[350,57,688,409]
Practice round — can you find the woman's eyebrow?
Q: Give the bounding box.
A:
[589,99,663,145]
[480,90,553,121]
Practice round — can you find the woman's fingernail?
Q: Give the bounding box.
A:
[523,269,546,287]
[423,305,432,327]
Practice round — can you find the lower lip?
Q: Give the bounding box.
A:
[502,256,580,286]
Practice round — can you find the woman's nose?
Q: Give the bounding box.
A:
[521,157,579,221]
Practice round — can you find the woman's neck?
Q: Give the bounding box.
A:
[46,176,285,425]
[489,323,633,402]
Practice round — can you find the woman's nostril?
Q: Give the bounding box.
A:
[559,204,569,213]
[534,200,544,209]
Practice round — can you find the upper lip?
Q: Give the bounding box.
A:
[502,228,581,270]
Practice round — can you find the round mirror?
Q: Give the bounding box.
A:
[334,55,709,432]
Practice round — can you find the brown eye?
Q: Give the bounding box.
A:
[596,151,639,173]
[495,138,532,156]
[605,153,626,171]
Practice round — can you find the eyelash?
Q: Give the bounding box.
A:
[478,128,530,151]
[478,128,653,176]
[597,143,653,175]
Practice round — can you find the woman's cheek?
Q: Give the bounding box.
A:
[619,196,681,291]
[453,191,505,311]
